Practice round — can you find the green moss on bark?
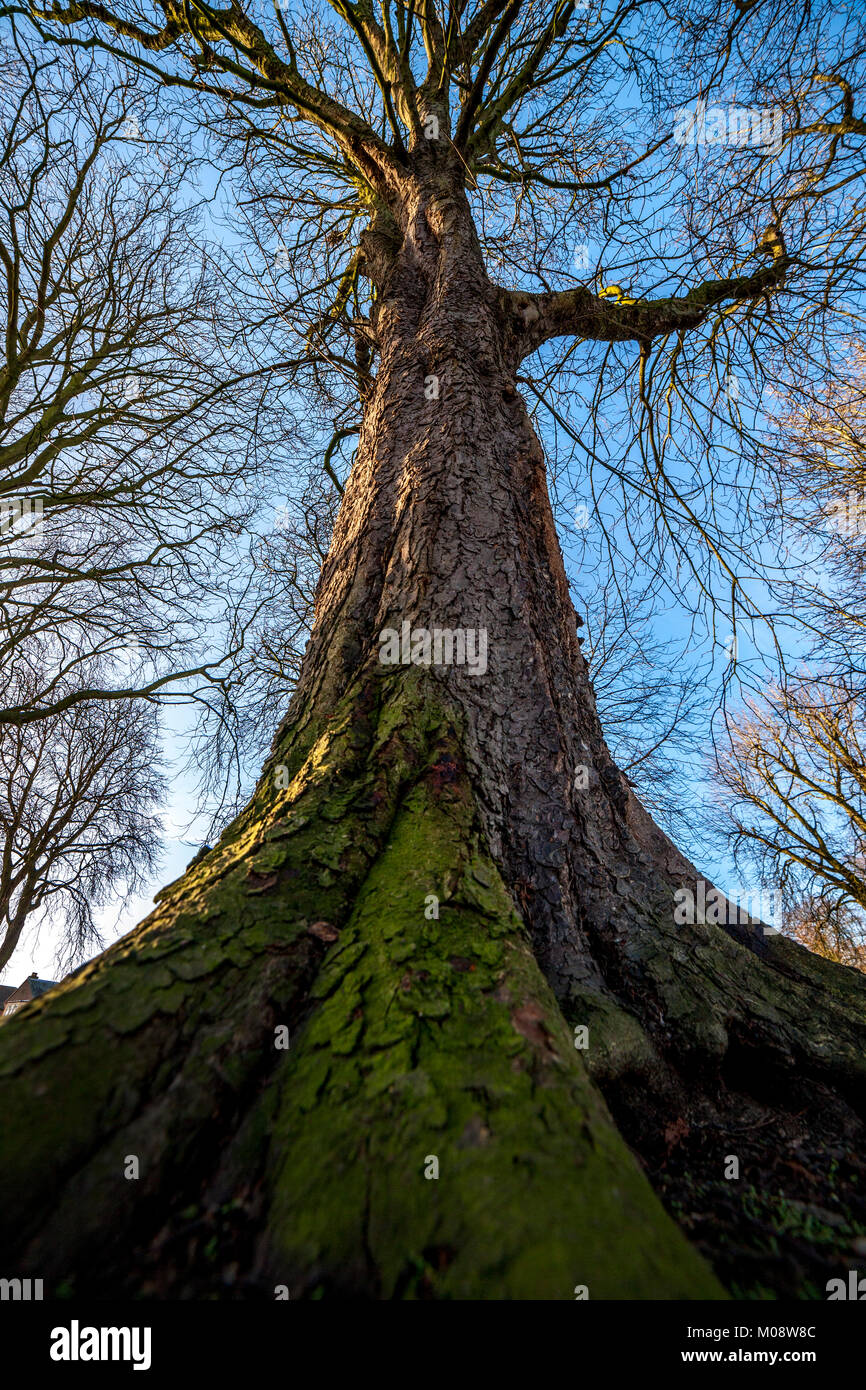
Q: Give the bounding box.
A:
[0,671,724,1297]
[259,734,725,1299]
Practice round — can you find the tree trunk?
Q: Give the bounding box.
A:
[3,163,866,1300]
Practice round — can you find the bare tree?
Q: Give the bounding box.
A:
[0,38,312,970]
[709,343,866,971]
[4,0,866,1302]
[715,674,866,923]
[0,35,299,728]
[785,895,866,970]
[0,649,165,974]
[765,344,866,664]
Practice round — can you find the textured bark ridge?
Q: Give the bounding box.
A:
[2,165,866,1299]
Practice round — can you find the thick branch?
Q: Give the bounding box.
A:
[504,240,791,358]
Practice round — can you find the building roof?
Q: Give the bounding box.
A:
[1,972,59,1016]
[25,977,56,999]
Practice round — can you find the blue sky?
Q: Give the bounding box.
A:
[3,0,857,983]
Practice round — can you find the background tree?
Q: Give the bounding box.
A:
[785,895,866,970]
[0,36,311,970]
[714,673,866,940]
[2,0,866,1301]
[710,338,866,970]
[0,36,298,729]
[0,650,165,973]
[768,343,866,667]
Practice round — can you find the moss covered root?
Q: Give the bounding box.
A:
[0,672,724,1298]
[260,752,725,1298]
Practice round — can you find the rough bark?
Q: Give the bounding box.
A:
[2,155,866,1299]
